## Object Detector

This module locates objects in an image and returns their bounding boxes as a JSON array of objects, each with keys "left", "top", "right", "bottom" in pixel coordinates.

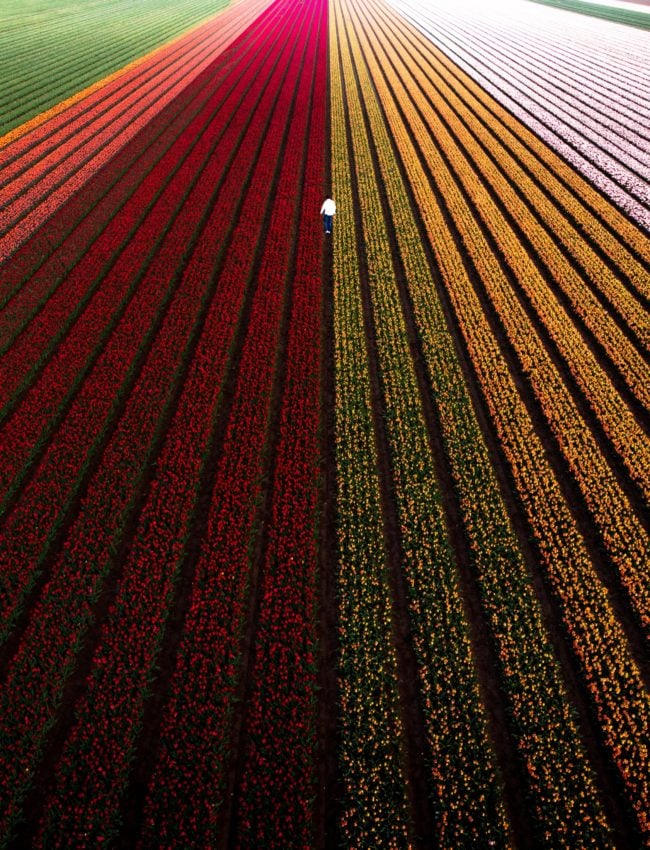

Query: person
[{"left": 320, "top": 197, "right": 336, "bottom": 234}]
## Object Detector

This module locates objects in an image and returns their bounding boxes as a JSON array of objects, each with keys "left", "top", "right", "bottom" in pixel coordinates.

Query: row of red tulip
[
  {"left": 0, "top": 53, "right": 244, "bottom": 397},
  {"left": 133, "top": 3, "right": 322, "bottom": 845},
  {"left": 0, "top": 7, "right": 278, "bottom": 318},
  {"left": 29, "top": 8, "right": 311, "bottom": 842},
  {"left": 0, "top": 7, "right": 298, "bottom": 841},
  {"left": 0, "top": 0, "right": 257, "bottom": 170},
  {"left": 0, "top": 12, "right": 280, "bottom": 631},
  {"left": 234, "top": 5, "right": 328, "bottom": 842}
]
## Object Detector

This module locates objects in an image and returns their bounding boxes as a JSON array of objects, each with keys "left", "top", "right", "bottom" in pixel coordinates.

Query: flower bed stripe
[
  {"left": 0, "top": 0, "right": 254, "bottom": 138},
  {"left": 336, "top": 0, "right": 619, "bottom": 843},
  {"left": 334, "top": 2, "right": 513, "bottom": 843},
  {"left": 388, "top": 0, "right": 650, "bottom": 231},
  {"left": 232, "top": 2, "right": 328, "bottom": 842},
  {"left": 367, "top": 0, "right": 650, "bottom": 635},
  {"left": 132, "top": 4, "right": 322, "bottom": 846},
  {"left": 0, "top": 10, "right": 274, "bottom": 358},
  {"left": 328, "top": 6, "right": 412, "bottom": 842},
  {"left": 373, "top": 12, "right": 650, "bottom": 327},
  {"left": 356, "top": 0, "right": 649, "bottom": 838},
  {"left": 529, "top": 0, "right": 650, "bottom": 30},
  {"left": 0, "top": 9, "right": 280, "bottom": 566}
]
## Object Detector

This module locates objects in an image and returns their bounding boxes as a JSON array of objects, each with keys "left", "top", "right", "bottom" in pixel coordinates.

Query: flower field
[{"left": 0, "top": 0, "right": 648, "bottom": 847}]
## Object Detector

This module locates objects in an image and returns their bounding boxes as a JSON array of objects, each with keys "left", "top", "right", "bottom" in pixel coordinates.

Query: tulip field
[{"left": 0, "top": 0, "right": 648, "bottom": 847}]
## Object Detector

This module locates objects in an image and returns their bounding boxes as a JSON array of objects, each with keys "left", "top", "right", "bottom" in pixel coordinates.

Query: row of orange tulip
[
  {"left": 394, "top": 24, "right": 649, "bottom": 367},
  {"left": 361, "top": 0, "right": 650, "bottom": 634},
  {"left": 330, "top": 14, "right": 413, "bottom": 847},
  {"left": 345, "top": 0, "right": 650, "bottom": 839},
  {"left": 338, "top": 0, "right": 616, "bottom": 844}
]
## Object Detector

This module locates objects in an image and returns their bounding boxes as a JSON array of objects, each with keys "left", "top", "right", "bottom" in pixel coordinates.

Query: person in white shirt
[{"left": 320, "top": 197, "right": 336, "bottom": 234}]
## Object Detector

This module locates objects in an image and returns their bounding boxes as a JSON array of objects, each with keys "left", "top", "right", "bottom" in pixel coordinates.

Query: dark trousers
[{"left": 323, "top": 214, "right": 333, "bottom": 233}]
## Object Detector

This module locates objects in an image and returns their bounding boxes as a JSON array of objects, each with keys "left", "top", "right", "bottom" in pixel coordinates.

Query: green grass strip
[{"left": 526, "top": 0, "right": 650, "bottom": 30}]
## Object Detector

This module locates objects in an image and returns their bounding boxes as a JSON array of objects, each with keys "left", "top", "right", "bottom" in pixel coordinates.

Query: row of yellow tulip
[
  {"left": 336, "top": 0, "right": 614, "bottom": 844},
  {"left": 334, "top": 3, "right": 511, "bottom": 844},
  {"left": 344, "top": 0, "right": 650, "bottom": 838},
  {"left": 329, "top": 12, "right": 412, "bottom": 847},
  {"left": 357, "top": 0, "right": 650, "bottom": 634}
]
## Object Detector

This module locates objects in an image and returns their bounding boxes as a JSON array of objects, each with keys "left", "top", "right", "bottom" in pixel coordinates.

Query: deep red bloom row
[
  {"left": 0, "top": 0, "right": 326, "bottom": 845},
  {"left": 136, "top": 4, "right": 324, "bottom": 845},
  {"left": 0, "top": 3, "right": 293, "bottom": 839},
  {"left": 0, "top": 8, "right": 278, "bottom": 623},
  {"left": 234, "top": 4, "right": 328, "bottom": 842}
]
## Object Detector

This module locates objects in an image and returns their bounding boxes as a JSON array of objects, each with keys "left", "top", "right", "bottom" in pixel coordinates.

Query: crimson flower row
[
  {"left": 0, "top": 13, "right": 277, "bottom": 532},
  {"left": 234, "top": 8, "right": 328, "bottom": 843},
  {"left": 0, "top": 7, "right": 274, "bottom": 315},
  {"left": 26, "top": 13, "right": 304, "bottom": 845},
  {"left": 0, "top": 0, "right": 273, "bottom": 259},
  {"left": 135, "top": 8, "right": 317, "bottom": 844},
  {"left": 0, "top": 7, "right": 299, "bottom": 842},
  {"left": 0, "top": 26, "right": 264, "bottom": 372}
]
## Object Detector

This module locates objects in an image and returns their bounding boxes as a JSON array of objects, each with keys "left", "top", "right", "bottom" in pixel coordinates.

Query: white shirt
[{"left": 320, "top": 198, "right": 336, "bottom": 216}]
